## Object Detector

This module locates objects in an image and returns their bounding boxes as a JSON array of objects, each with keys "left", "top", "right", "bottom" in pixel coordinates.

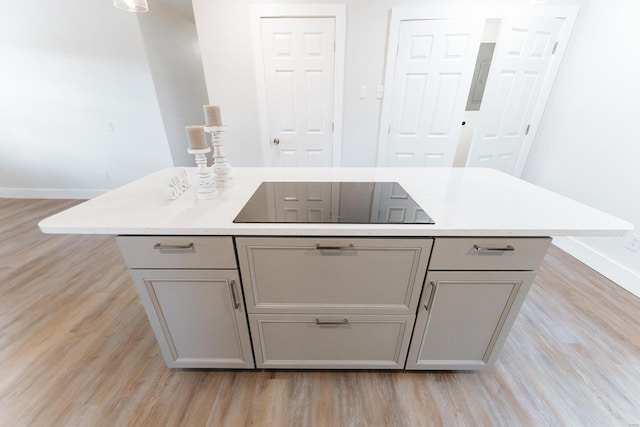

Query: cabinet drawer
[
  {"left": 249, "top": 314, "right": 415, "bottom": 369},
  {"left": 236, "top": 237, "right": 432, "bottom": 314},
  {"left": 428, "top": 237, "right": 551, "bottom": 271},
  {"left": 117, "top": 236, "right": 236, "bottom": 269}
]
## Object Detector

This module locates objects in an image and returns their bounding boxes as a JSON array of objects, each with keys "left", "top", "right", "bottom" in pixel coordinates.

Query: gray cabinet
[
  {"left": 406, "top": 271, "right": 535, "bottom": 370},
  {"left": 118, "top": 236, "right": 254, "bottom": 369},
  {"left": 406, "top": 237, "right": 551, "bottom": 370},
  {"left": 117, "top": 235, "right": 551, "bottom": 371},
  {"left": 236, "top": 237, "right": 433, "bottom": 368}
]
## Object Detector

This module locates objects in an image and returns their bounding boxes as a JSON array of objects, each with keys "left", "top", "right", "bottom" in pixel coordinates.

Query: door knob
[{"left": 272, "top": 138, "right": 280, "bottom": 145}]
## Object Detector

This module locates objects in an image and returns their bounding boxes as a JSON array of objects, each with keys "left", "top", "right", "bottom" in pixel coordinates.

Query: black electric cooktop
[{"left": 233, "top": 182, "right": 434, "bottom": 224}]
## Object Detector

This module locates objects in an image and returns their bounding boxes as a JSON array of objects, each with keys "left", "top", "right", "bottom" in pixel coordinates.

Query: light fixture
[{"left": 113, "top": 0, "right": 149, "bottom": 12}]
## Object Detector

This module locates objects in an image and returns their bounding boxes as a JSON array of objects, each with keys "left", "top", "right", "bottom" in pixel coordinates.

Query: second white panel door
[
  {"left": 466, "top": 15, "right": 563, "bottom": 174},
  {"left": 382, "top": 18, "right": 483, "bottom": 167},
  {"left": 261, "top": 17, "right": 335, "bottom": 167}
]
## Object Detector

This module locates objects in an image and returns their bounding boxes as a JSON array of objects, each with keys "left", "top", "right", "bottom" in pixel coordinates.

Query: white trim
[
  {"left": 553, "top": 237, "right": 640, "bottom": 299},
  {"left": 513, "top": 5, "right": 580, "bottom": 177},
  {"left": 0, "top": 187, "right": 105, "bottom": 199},
  {"left": 376, "top": 6, "right": 503, "bottom": 166},
  {"left": 250, "top": 4, "right": 346, "bottom": 167}
]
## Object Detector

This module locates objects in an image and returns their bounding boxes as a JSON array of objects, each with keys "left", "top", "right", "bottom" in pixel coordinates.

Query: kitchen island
[{"left": 39, "top": 167, "right": 632, "bottom": 370}]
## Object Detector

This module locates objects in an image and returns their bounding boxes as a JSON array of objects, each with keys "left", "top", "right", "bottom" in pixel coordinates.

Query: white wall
[
  {"left": 191, "top": 0, "right": 264, "bottom": 166},
  {"left": 137, "top": 2, "right": 211, "bottom": 167},
  {"left": 522, "top": 0, "right": 640, "bottom": 296},
  {"left": 192, "top": 0, "right": 516, "bottom": 167},
  {"left": 0, "top": 0, "right": 173, "bottom": 198}
]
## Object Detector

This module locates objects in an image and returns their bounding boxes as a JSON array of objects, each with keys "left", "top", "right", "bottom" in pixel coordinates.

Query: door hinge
[
  {"left": 552, "top": 41, "right": 558, "bottom": 55},
  {"left": 525, "top": 124, "right": 531, "bottom": 135},
  {"left": 388, "top": 124, "right": 391, "bottom": 135},
  {"left": 332, "top": 123, "right": 334, "bottom": 133}
]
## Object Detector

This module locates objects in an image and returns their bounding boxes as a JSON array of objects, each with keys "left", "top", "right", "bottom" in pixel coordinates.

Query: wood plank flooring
[{"left": 0, "top": 198, "right": 639, "bottom": 426}]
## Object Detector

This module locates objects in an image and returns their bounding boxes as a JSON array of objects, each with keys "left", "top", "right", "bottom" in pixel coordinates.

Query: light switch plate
[{"left": 359, "top": 85, "right": 367, "bottom": 99}]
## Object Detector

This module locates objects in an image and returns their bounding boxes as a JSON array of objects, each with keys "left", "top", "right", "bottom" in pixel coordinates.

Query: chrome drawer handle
[
  {"left": 229, "top": 280, "right": 240, "bottom": 310},
  {"left": 153, "top": 242, "right": 195, "bottom": 250},
  {"left": 315, "top": 243, "right": 354, "bottom": 250},
  {"left": 473, "top": 244, "right": 514, "bottom": 253},
  {"left": 423, "top": 281, "right": 435, "bottom": 311},
  {"left": 315, "top": 318, "right": 349, "bottom": 325}
]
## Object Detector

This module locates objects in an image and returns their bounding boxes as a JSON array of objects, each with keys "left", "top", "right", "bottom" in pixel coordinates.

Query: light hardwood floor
[{"left": 0, "top": 198, "right": 639, "bottom": 427}]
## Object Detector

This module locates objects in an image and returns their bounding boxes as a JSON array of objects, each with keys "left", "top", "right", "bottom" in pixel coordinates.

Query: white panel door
[
  {"left": 261, "top": 17, "right": 335, "bottom": 167},
  {"left": 382, "top": 19, "right": 483, "bottom": 167},
  {"left": 466, "top": 15, "right": 562, "bottom": 174}
]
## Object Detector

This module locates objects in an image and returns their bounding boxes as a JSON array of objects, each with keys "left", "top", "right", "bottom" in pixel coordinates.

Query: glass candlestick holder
[
  {"left": 204, "top": 126, "right": 233, "bottom": 189},
  {"left": 188, "top": 147, "right": 217, "bottom": 199}
]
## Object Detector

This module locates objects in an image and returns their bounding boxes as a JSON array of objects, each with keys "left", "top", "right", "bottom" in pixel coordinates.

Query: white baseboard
[
  {"left": 553, "top": 236, "right": 640, "bottom": 299},
  {"left": 0, "top": 187, "right": 106, "bottom": 199}
]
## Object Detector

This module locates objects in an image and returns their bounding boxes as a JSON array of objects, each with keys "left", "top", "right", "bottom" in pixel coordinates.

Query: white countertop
[{"left": 39, "top": 167, "right": 633, "bottom": 237}]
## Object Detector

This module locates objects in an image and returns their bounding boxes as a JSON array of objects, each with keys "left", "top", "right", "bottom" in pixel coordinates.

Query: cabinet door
[
  {"left": 406, "top": 271, "right": 535, "bottom": 370},
  {"left": 129, "top": 269, "right": 254, "bottom": 369},
  {"left": 249, "top": 314, "right": 415, "bottom": 369}
]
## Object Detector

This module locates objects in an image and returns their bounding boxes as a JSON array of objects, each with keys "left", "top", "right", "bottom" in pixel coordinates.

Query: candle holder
[
  {"left": 188, "top": 147, "right": 218, "bottom": 199},
  {"left": 204, "top": 126, "right": 233, "bottom": 189}
]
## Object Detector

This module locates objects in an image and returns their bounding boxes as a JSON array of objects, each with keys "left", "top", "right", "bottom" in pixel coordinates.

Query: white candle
[
  {"left": 185, "top": 126, "right": 207, "bottom": 150},
  {"left": 203, "top": 105, "right": 223, "bottom": 126}
]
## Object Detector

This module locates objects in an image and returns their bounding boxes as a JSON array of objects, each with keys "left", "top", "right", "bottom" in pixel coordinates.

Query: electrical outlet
[
  {"left": 100, "top": 171, "right": 110, "bottom": 182},
  {"left": 626, "top": 233, "right": 640, "bottom": 253}
]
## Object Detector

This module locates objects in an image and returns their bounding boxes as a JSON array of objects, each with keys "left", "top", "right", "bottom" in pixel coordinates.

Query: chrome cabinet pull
[
  {"left": 229, "top": 280, "right": 240, "bottom": 309},
  {"left": 315, "top": 318, "right": 349, "bottom": 325},
  {"left": 315, "top": 243, "right": 354, "bottom": 251},
  {"left": 424, "top": 281, "right": 435, "bottom": 311},
  {"left": 473, "top": 244, "right": 514, "bottom": 253},
  {"left": 272, "top": 138, "right": 280, "bottom": 145},
  {"left": 153, "top": 242, "right": 194, "bottom": 250}
]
